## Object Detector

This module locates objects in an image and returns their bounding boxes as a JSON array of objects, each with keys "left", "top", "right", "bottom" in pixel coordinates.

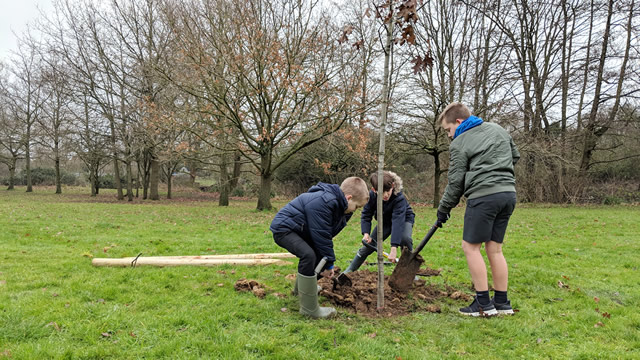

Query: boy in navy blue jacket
[
  {"left": 270, "top": 177, "right": 369, "bottom": 318},
  {"left": 344, "top": 171, "right": 415, "bottom": 272}
]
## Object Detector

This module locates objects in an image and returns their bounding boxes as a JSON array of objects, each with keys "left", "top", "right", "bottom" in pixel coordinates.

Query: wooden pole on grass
[{"left": 92, "top": 257, "right": 293, "bottom": 267}]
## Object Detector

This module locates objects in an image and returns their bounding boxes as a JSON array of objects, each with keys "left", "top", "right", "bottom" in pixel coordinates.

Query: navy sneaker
[
  {"left": 459, "top": 297, "right": 498, "bottom": 317},
  {"left": 492, "top": 297, "right": 515, "bottom": 315}
]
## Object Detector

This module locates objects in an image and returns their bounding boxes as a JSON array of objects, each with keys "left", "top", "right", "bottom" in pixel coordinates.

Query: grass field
[{"left": 1, "top": 187, "right": 639, "bottom": 359}]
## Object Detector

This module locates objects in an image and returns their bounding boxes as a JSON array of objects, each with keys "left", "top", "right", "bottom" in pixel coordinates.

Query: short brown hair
[
  {"left": 439, "top": 102, "right": 471, "bottom": 124},
  {"left": 369, "top": 171, "right": 394, "bottom": 192},
  {"left": 340, "top": 177, "right": 369, "bottom": 203}
]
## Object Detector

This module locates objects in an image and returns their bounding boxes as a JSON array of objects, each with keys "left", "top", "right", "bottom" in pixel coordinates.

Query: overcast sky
[{"left": 0, "top": 0, "right": 55, "bottom": 61}]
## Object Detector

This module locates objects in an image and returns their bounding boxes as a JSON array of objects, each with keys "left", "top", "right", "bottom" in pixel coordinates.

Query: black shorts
[{"left": 463, "top": 192, "right": 516, "bottom": 244}]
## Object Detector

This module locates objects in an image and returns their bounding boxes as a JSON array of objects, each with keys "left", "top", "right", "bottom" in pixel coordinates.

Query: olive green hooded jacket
[{"left": 438, "top": 122, "right": 520, "bottom": 214}]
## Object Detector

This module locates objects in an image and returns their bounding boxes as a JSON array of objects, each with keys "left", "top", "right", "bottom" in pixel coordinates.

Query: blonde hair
[
  {"left": 438, "top": 102, "right": 471, "bottom": 124},
  {"left": 340, "top": 177, "right": 369, "bottom": 203}
]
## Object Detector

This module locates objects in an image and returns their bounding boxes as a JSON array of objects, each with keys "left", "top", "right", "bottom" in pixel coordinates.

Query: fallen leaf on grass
[
  {"left": 537, "top": 338, "right": 542, "bottom": 344},
  {"left": 368, "top": 332, "right": 377, "bottom": 338},
  {"left": 594, "top": 296, "right": 600, "bottom": 303},
  {"left": 285, "top": 274, "right": 296, "bottom": 281},
  {"left": 272, "top": 292, "right": 286, "bottom": 298},
  {"left": 558, "top": 281, "right": 568, "bottom": 289},
  {"left": 64, "top": 303, "right": 70, "bottom": 308},
  {"left": 52, "top": 293, "right": 58, "bottom": 297},
  {"left": 101, "top": 332, "right": 111, "bottom": 338},
  {"left": 2, "top": 349, "right": 11, "bottom": 357},
  {"left": 595, "top": 308, "right": 600, "bottom": 313},
  {"left": 129, "top": 332, "right": 136, "bottom": 338},
  {"left": 602, "top": 312, "right": 611, "bottom": 319},
  {"left": 594, "top": 322, "right": 605, "bottom": 328},
  {"left": 217, "top": 283, "right": 224, "bottom": 287},
  {"left": 46, "top": 322, "right": 61, "bottom": 331},
  {"left": 280, "top": 308, "right": 288, "bottom": 312},
  {"left": 562, "top": 275, "right": 570, "bottom": 280}
]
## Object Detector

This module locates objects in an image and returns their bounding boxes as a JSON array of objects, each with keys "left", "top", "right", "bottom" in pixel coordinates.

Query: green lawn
[{"left": 1, "top": 187, "right": 639, "bottom": 359}]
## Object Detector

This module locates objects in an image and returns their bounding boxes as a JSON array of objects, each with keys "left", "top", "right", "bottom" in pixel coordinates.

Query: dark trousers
[
  {"left": 366, "top": 222, "right": 414, "bottom": 253},
  {"left": 273, "top": 231, "right": 321, "bottom": 276},
  {"left": 346, "top": 222, "right": 414, "bottom": 272}
]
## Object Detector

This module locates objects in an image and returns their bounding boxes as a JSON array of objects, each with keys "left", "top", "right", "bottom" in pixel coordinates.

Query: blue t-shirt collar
[{"left": 453, "top": 115, "right": 483, "bottom": 139}]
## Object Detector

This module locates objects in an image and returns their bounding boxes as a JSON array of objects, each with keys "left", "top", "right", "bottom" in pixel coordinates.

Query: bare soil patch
[{"left": 317, "top": 268, "right": 472, "bottom": 317}]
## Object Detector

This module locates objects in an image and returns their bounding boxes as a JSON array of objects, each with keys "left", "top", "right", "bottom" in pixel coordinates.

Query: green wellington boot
[
  {"left": 292, "top": 276, "right": 322, "bottom": 296},
  {"left": 297, "top": 273, "right": 336, "bottom": 318}
]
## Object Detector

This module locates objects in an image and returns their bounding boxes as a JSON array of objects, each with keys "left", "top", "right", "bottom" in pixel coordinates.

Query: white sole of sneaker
[
  {"left": 459, "top": 309, "right": 499, "bottom": 317},
  {"left": 497, "top": 309, "right": 514, "bottom": 315}
]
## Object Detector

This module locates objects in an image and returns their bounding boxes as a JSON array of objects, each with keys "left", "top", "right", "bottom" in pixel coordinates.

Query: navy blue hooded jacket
[
  {"left": 270, "top": 183, "right": 352, "bottom": 269},
  {"left": 361, "top": 173, "right": 415, "bottom": 247}
]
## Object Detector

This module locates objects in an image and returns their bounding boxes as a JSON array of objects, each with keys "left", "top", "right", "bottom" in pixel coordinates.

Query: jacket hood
[
  {"left": 308, "top": 182, "right": 347, "bottom": 207},
  {"left": 388, "top": 171, "right": 403, "bottom": 195}
]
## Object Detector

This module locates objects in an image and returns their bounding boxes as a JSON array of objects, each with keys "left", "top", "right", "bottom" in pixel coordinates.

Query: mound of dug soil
[{"left": 317, "top": 269, "right": 472, "bottom": 317}]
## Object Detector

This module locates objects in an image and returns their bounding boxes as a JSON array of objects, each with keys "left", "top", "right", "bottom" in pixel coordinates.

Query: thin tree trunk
[
  {"left": 432, "top": 152, "right": 442, "bottom": 208},
  {"left": 167, "top": 172, "right": 173, "bottom": 200},
  {"left": 126, "top": 159, "right": 133, "bottom": 202},
  {"left": 109, "top": 115, "right": 123, "bottom": 200},
  {"left": 256, "top": 154, "right": 272, "bottom": 211},
  {"left": 54, "top": 139, "right": 62, "bottom": 194},
  {"left": 150, "top": 156, "right": 160, "bottom": 200},
  {"left": 219, "top": 153, "right": 230, "bottom": 206},
  {"left": 135, "top": 164, "right": 140, "bottom": 198},
  {"left": 142, "top": 152, "right": 151, "bottom": 200},
  {"left": 579, "top": 0, "right": 614, "bottom": 172},
  {"left": 576, "top": 0, "right": 595, "bottom": 132},
  {"left": 376, "top": 5, "right": 394, "bottom": 311},
  {"left": 25, "top": 124, "right": 32, "bottom": 193},
  {"left": 7, "top": 158, "right": 16, "bottom": 190}
]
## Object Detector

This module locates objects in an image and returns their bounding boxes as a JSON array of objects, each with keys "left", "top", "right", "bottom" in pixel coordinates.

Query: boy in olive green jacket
[{"left": 436, "top": 102, "right": 519, "bottom": 317}]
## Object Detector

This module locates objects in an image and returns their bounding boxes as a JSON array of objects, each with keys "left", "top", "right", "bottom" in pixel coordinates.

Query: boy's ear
[{"left": 345, "top": 194, "right": 353, "bottom": 201}]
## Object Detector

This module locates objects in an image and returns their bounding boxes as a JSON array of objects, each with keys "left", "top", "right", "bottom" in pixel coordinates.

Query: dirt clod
[
  {"left": 416, "top": 268, "right": 441, "bottom": 277},
  {"left": 234, "top": 278, "right": 267, "bottom": 298},
  {"left": 318, "top": 269, "right": 469, "bottom": 317},
  {"left": 449, "top": 291, "right": 472, "bottom": 301}
]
